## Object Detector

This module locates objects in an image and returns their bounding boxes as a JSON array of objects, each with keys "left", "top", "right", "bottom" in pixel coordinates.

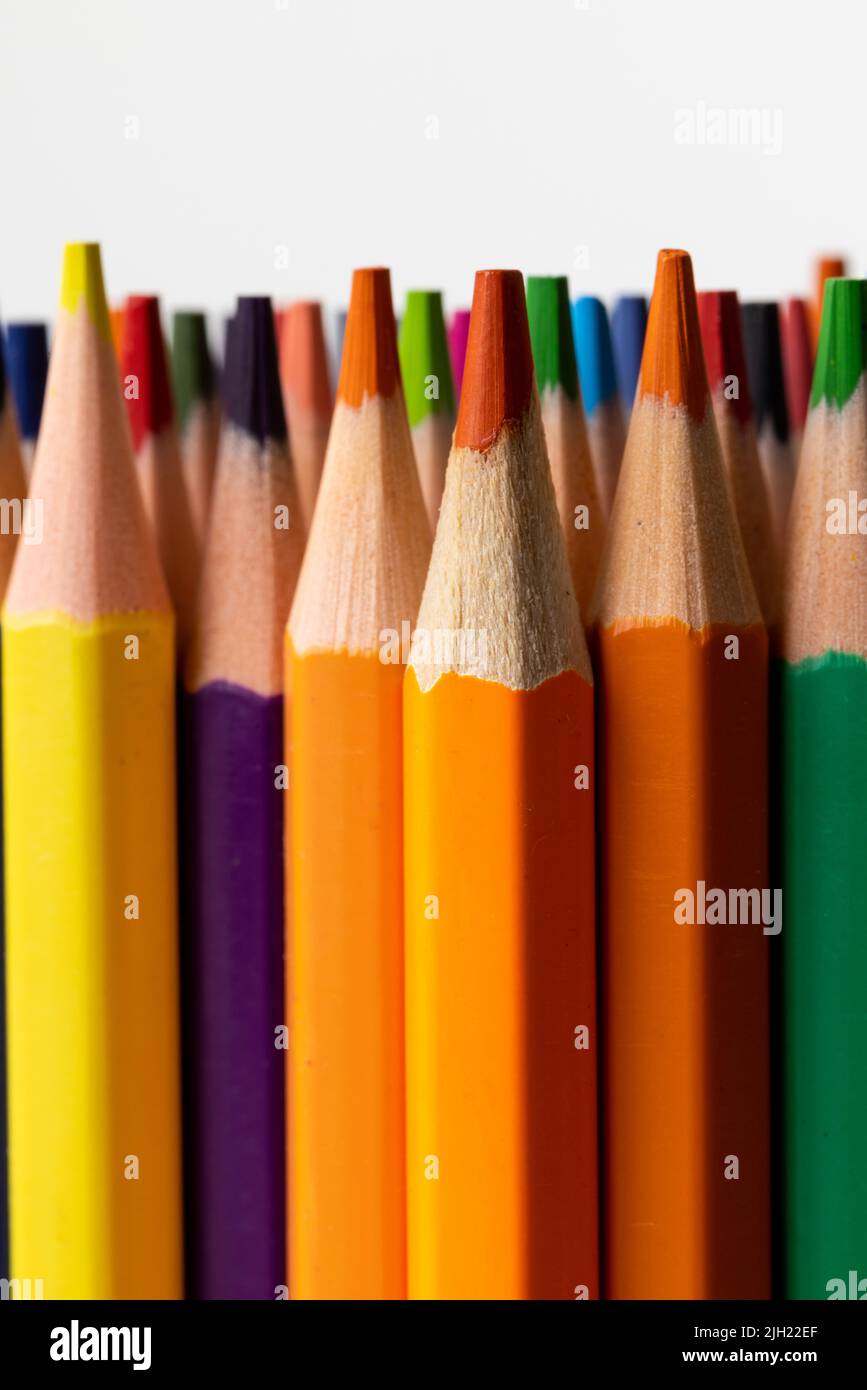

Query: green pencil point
[
  {"left": 398, "top": 291, "right": 454, "bottom": 428},
  {"left": 171, "top": 311, "right": 215, "bottom": 431},
  {"left": 810, "top": 278, "right": 867, "bottom": 411},
  {"left": 527, "top": 276, "right": 578, "bottom": 401}
]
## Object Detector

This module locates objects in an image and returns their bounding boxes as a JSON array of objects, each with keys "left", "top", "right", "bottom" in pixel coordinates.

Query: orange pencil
[
  {"left": 286, "top": 268, "right": 430, "bottom": 1299},
  {"left": 278, "top": 301, "right": 332, "bottom": 529},
  {"left": 810, "top": 255, "right": 846, "bottom": 350},
  {"left": 123, "top": 295, "right": 200, "bottom": 649},
  {"left": 590, "top": 250, "right": 770, "bottom": 1299},
  {"left": 780, "top": 297, "right": 814, "bottom": 461},
  {"left": 110, "top": 303, "right": 126, "bottom": 371},
  {"left": 404, "top": 270, "right": 598, "bottom": 1299}
]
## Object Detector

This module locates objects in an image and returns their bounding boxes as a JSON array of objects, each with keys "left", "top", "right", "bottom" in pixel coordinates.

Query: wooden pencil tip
[
  {"left": 171, "top": 311, "right": 215, "bottom": 430},
  {"left": 697, "top": 290, "right": 752, "bottom": 424},
  {"left": 526, "top": 275, "right": 578, "bottom": 401},
  {"left": 811, "top": 278, "right": 867, "bottom": 411},
  {"left": 122, "top": 295, "right": 174, "bottom": 450},
  {"left": 816, "top": 256, "right": 847, "bottom": 289},
  {"left": 59, "top": 242, "right": 111, "bottom": 342},
  {"left": 780, "top": 297, "right": 814, "bottom": 431},
  {"left": 4, "top": 322, "right": 49, "bottom": 439},
  {"left": 639, "top": 249, "right": 708, "bottom": 420},
  {"left": 571, "top": 297, "right": 618, "bottom": 414},
  {"left": 336, "top": 267, "right": 400, "bottom": 407},
  {"left": 454, "top": 269, "right": 534, "bottom": 451},
  {"left": 225, "top": 296, "right": 287, "bottom": 444},
  {"left": 741, "top": 302, "right": 790, "bottom": 442},
  {"left": 281, "top": 300, "right": 333, "bottom": 419},
  {"left": 398, "top": 289, "right": 454, "bottom": 426}
]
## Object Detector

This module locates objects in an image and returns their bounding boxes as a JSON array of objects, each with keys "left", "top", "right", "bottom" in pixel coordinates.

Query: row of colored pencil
[{"left": 0, "top": 242, "right": 863, "bottom": 1301}]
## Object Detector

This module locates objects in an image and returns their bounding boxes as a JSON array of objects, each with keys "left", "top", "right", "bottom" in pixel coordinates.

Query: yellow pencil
[{"left": 2, "top": 243, "right": 183, "bottom": 1299}]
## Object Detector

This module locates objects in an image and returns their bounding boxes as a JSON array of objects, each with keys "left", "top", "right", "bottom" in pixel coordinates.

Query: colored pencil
[
  {"left": 286, "top": 267, "right": 430, "bottom": 1299},
  {"left": 447, "top": 307, "right": 471, "bottom": 399},
  {"left": 782, "top": 276, "right": 867, "bottom": 1299},
  {"left": 780, "top": 297, "right": 814, "bottom": 458},
  {"left": 123, "top": 294, "right": 200, "bottom": 649},
  {"left": 2, "top": 242, "right": 182, "bottom": 1298},
  {"left": 278, "top": 300, "right": 333, "bottom": 529},
  {"left": 404, "top": 269, "right": 598, "bottom": 1299},
  {"left": 171, "top": 310, "right": 220, "bottom": 546},
  {"left": 184, "top": 297, "right": 304, "bottom": 1300},
  {"left": 110, "top": 302, "right": 126, "bottom": 368},
  {"left": 220, "top": 311, "right": 237, "bottom": 411},
  {"left": 398, "top": 290, "right": 455, "bottom": 529},
  {"left": 571, "top": 295, "right": 626, "bottom": 516},
  {"left": 590, "top": 248, "right": 770, "bottom": 1299},
  {"left": 810, "top": 255, "right": 846, "bottom": 350},
  {"left": 527, "top": 274, "right": 604, "bottom": 613},
  {"left": 742, "top": 302, "right": 796, "bottom": 554},
  {"left": 0, "top": 325, "right": 27, "bottom": 1284},
  {"left": 273, "top": 304, "right": 285, "bottom": 351},
  {"left": 4, "top": 322, "right": 48, "bottom": 474},
  {"left": 610, "top": 294, "right": 647, "bottom": 415},
  {"left": 329, "top": 307, "right": 347, "bottom": 387},
  {"left": 698, "top": 290, "right": 779, "bottom": 626}
]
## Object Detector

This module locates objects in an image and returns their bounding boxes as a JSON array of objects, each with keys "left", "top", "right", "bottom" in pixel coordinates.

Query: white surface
[{"left": 0, "top": 0, "right": 862, "bottom": 329}]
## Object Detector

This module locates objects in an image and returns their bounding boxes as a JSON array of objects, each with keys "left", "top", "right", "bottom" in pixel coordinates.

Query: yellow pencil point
[{"left": 59, "top": 242, "right": 112, "bottom": 341}]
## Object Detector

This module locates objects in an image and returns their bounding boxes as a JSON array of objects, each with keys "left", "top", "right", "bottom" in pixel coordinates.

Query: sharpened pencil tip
[
  {"left": 337, "top": 268, "right": 400, "bottom": 407},
  {"left": 527, "top": 276, "right": 578, "bottom": 401},
  {"left": 171, "top": 312, "right": 215, "bottom": 431},
  {"left": 122, "top": 295, "right": 175, "bottom": 449},
  {"left": 60, "top": 243, "right": 111, "bottom": 342},
  {"left": 811, "top": 278, "right": 867, "bottom": 412},
  {"left": 454, "top": 269, "right": 534, "bottom": 452},
  {"left": 697, "top": 290, "right": 752, "bottom": 426},
  {"left": 225, "top": 296, "right": 286, "bottom": 444},
  {"left": 639, "top": 249, "right": 708, "bottom": 421}
]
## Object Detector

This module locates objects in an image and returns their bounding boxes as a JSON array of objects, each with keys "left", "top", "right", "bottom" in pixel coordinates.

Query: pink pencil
[{"left": 447, "top": 309, "right": 471, "bottom": 399}]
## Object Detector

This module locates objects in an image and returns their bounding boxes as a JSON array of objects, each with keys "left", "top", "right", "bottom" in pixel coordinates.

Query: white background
[{"left": 0, "top": 0, "right": 863, "bottom": 334}]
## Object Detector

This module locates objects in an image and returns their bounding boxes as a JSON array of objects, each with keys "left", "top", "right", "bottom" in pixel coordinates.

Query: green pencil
[
  {"left": 398, "top": 289, "right": 454, "bottom": 531},
  {"left": 527, "top": 274, "right": 604, "bottom": 615},
  {"left": 782, "top": 276, "right": 867, "bottom": 1299}
]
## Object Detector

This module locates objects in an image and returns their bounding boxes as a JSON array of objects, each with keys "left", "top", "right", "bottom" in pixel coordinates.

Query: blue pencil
[
  {"left": 571, "top": 296, "right": 626, "bottom": 516},
  {"left": 611, "top": 295, "right": 647, "bottom": 417},
  {"left": 4, "top": 323, "right": 48, "bottom": 474}
]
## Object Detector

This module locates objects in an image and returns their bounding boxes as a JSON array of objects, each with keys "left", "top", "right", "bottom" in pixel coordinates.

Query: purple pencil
[{"left": 183, "top": 296, "right": 305, "bottom": 1299}]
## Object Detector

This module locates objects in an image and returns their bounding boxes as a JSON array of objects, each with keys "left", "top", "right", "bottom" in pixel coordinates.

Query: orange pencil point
[
  {"left": 639, "top": 249, "right": 708, "bottom": 420},
  {"left": 279, "top": 300, "right": 332, "bottom": 528}
]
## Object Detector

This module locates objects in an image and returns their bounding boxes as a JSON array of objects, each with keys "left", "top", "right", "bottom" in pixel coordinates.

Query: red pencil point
[
  {"left": 697, "top": 290, "right": 753, "bottom": 427},
  {"left": 122, "top": 295, "right": 174, "bottom": 451},
  {"left": 454, "top": 269, "right": 534, "bottom": 452}
]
